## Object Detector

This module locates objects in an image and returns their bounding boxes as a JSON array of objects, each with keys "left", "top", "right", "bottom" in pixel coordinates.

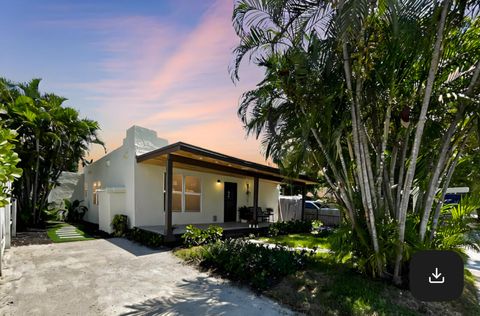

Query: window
[
  {"left": 164, "top": 173, "right": 202, "bottom": 212},
  {"left": 172, "top": 174, "right": 183, "bottom": 211},
  {"left": 185, "top": 176, "right": 201, "bottom": 212},
  {"left": 93, "top": 181, "right": 101, "bottom": 205}
]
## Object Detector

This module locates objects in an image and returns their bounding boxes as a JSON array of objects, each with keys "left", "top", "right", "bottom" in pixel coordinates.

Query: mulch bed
[{"left": 11, "top": 228, "right": 52, "bottom": 247}]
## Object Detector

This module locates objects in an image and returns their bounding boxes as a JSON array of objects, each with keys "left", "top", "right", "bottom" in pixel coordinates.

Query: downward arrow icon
[
  {"left": 429, "top": 267, "right": 445, "bottom": 284},
  {"left": 432, "top": 268, "right": 442, "bottom": 279}
]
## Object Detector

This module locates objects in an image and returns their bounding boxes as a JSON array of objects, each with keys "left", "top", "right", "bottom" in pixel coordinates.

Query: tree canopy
[
  {"left": 232, "top": 0, "right": 480, "bottom": 283},
  {"left": 0, "top": 78, "right": 104, "bottom": 227}
]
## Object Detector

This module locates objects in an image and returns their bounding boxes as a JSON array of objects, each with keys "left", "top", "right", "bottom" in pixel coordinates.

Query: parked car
[{"left": 304, "top": 201, "right": 341, "bottom": 226}]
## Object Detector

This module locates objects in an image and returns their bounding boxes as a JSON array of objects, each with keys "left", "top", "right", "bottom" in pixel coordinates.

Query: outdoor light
[{"left": 217, "top": 179, "right": 221, "bottom": 183}]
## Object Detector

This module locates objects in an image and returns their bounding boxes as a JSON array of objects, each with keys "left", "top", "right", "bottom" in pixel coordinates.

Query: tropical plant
[
  {"left": 0, "top": 114, "right": 22, "bottom": 207},
  {"left": 0, "top": 78, "right": 104, "bottom": 227},
  {"left": 63, "top": 199, "right": 88, "bottom": 223},
  {"left": 182, "top": 225, "right": 224, "bottom": 247},
  {"left": 202, "top": 238, "right": 310, "bottom": 289},
  {"left": 232, "top": 0, "right": 480, "bottom": 283},
  {"left": 111, "top": 214, "right": 129, "bottom": 237},
  {"left": 431, "top": 194, "right": 480, "bottom": 256}
]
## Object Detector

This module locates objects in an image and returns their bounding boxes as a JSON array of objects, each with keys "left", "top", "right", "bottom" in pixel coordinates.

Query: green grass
[
  {"left": 174, "top": 245, "right": 207, "bottom": 263},
  {"left": 258, "top": 233, "right": 330, "bottom": 249},
  {"left": 46, "top": 222, "right": 95, "bottom": 243}
]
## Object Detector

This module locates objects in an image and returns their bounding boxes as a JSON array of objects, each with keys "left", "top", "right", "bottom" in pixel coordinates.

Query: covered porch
[{"left": 136, "top": 142, "right": 316, "bottom": 241}]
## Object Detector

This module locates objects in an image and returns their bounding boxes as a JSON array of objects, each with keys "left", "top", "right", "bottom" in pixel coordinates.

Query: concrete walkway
[{"left": 0, "top": 238, "right": 293, "bottom": 316}]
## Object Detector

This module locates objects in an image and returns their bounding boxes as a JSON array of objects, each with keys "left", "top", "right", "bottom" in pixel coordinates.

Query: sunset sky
[{"left": 1, "top": 0, "right": 270, "bottom": 164}]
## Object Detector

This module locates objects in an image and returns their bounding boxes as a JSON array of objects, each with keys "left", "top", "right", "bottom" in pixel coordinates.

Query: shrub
[
  {"left": 64, "top": 199, "right": 88, "bottom": 223},
  {"left": 268, "top": 220, "right": 313, "bottom": 236},
  {"left": 201, "top": 238, "right": 310, "bottom": 289},
  {"left": 182, "top": 225, "right": 223, "bottom": 247},
  {"left": 127, "top": 227, "right": 163, "bottom": 248},
  {"left": 111, "top": 214, "right": 129, "bottom": 237}
]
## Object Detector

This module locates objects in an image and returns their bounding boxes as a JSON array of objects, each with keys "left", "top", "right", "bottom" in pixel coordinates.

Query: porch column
[
  {"left": 301, "top": 184, "right": 306, "bottom": 221},
  {"left": 164, "top": 154, "right": 173, "bottom": 240},
  {"left": 253, "top": 176, "right": 259, "bottom": 226}
]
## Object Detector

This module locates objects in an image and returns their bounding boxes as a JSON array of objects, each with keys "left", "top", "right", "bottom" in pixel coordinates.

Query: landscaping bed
[{"left": 175, "top": 243, "right": 480, "bottom": 315}]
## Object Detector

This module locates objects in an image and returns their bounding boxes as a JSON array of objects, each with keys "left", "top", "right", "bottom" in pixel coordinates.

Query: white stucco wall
[
  {"left": 82, "top": 126, "right": 168, "bottom": 227},
  {"left": 98, "top": 188, "right": 126, "bottom": 234}
]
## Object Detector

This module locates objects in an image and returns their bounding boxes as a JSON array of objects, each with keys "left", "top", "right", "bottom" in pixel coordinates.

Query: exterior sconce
[
  {"left": 217, "top": 179, "right": 221, "bottom": 184},
  {"left": 246, "top": 183, "right": 250, "bottom": 195}
]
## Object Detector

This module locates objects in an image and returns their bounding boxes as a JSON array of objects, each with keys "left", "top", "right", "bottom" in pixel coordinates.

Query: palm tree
[{"left": 231, "top": 0, "right": 480, "bottom": 282}]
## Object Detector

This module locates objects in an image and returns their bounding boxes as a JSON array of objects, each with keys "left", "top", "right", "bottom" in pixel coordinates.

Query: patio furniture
[{"left": 256, "top": 207, "right": 273, "bottom": 223}]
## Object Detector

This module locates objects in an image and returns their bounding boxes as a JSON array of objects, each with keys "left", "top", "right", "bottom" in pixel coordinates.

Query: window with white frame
[
  {"left": 93, "top": 181, "right": 101, "bottom": 205},
  {"left": 172, "top": 174, "right": 183, "bottom": 212},
  {"left": 164, "top": 173, "right": 202, "bottom": 212},
  {"left": 185, "top": 176, "right": 201, "bottom": 212}
]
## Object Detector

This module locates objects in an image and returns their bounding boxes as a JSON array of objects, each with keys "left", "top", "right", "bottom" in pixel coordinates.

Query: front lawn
[{"left": 258, "top": 233, "right": 330, "bottom": 249}]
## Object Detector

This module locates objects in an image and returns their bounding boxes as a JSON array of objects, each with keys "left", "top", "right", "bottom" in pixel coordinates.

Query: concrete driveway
[{"left": 0, "top": 238, "right": 293, "bottom": 316}]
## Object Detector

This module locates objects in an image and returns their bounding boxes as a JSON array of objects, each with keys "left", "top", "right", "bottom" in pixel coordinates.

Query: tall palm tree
[{"left": 232, "top": 0, "right": 480, "bottom": 282}]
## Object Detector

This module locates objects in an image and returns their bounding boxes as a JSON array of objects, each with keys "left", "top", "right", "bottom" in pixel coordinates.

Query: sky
[{"left": 0, "top": 0, "right": 270, "bottom": 164}]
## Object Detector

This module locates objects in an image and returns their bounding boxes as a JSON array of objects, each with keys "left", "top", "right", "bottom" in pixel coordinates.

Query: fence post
[
  {"left": 5, "top": 201, "right": 11, "bottom": 249},
  {"left": 11, "top": 198, "right": 17, "bottom": 237},
  {"left": 0, "top": 206, "right": 4, "bottom": 276}
]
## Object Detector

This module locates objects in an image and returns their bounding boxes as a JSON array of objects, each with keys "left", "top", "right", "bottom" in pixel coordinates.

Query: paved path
[
  {"left": 0, "top": 238, "right": 293, "bottom": 316},
  {"left": 55, "top": 224, "right": 84, "bottom": 240}
]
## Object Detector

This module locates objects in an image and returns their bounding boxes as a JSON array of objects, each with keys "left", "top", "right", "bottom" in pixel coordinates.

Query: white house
[{"left": 72, "top": 126, "right": 315, "bottom": 239}]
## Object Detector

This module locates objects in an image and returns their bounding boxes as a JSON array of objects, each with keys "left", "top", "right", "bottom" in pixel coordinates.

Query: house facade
[{"left": 73, "top": 126, "right": 314, "bottom": 238}]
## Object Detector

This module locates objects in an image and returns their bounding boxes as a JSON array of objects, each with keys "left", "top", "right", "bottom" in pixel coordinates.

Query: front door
[{"left": 224, "top": 182, "right": 237, "bottom": 222}]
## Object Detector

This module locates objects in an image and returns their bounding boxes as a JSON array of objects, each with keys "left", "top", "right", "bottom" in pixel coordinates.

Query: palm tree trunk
[
  {"left": 393, "top": 0, "right": 450, "bottom": 284},
  {"left": 342, "top": 42, "right": 383, "bottom": 275},
  {"left": 32, "top": 137, "right": 40, "bottom": 225},
  {"left": 429, "top": 145, "right": 462, "bottom": 240},
  {"left": 419, "top": 60, "right": 480, "bottom": 240}
]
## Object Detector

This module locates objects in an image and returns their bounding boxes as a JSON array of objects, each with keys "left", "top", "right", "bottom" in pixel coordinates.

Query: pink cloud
[{"left": 64, "top": 0, "right": 268, "bottom": 165}]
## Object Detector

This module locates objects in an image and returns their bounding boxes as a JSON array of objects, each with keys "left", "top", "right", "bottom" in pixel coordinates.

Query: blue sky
[{"left": 0, "top": 0, "right": 266, "bottom": 163}]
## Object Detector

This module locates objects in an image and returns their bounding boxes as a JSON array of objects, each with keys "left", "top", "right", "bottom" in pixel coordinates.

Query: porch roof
[{"left": 136, "top": 141, "right": 317, "bottom": 185}]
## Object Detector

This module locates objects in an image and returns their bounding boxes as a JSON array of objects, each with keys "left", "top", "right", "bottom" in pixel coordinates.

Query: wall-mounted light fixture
[{"left": 217, "top": 179, "right": 221, "bottom": 184}]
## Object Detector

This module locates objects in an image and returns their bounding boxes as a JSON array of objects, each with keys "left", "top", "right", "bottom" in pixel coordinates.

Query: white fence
[{"left": 0, "top": 197, "right": 16, "bottom": 277}]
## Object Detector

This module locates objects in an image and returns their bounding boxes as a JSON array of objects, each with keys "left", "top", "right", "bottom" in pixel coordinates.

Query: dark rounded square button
[{"left": 409, "top": 250, "right": 464, "bottom": 301}]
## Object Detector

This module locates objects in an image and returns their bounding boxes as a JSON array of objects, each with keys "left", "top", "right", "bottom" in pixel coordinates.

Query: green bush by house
[{"left": 182, "top": 224, "right": 223, "bottom": 247}]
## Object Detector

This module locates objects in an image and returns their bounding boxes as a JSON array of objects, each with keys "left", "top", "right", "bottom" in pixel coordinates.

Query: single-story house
[{"left": 71, "top": 126, "right": 315, "bottom": 239}]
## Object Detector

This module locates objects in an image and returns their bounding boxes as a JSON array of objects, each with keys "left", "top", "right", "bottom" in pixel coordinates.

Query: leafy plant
[
  {"left": 431, "top": 194, "right": 480, "bottom": 256},
  {"left": 0, "top": 115, "right": 22, "bottom": 207},
  {"left": 268, "top": 220, "right": 313, "bottom": 237},
  {"left": 111, "top": 214, "right": 128, "bottom": 237},
  {"left": 182, "top": 225, "right": 223, "bottom": 247},
  {"left": 64, "top": 199, "right": 88, "bottom": 223},
  {"left": 201, "top": 238, "right": 311, "bottom": 289}
]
